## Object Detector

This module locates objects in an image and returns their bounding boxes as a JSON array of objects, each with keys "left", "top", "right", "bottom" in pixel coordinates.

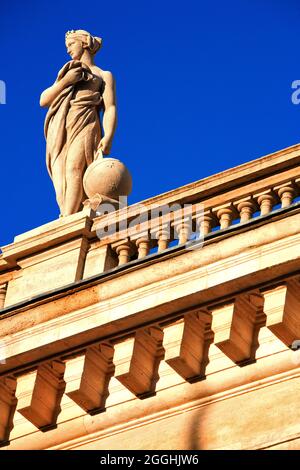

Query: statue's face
[{"left": 66, "top": 38, "right": 84, "bottom": 60}]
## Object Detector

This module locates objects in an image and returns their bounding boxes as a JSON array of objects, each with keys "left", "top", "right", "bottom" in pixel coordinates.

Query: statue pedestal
[{"left": 0, "top": 208, "right": 118, "bottom": 307}]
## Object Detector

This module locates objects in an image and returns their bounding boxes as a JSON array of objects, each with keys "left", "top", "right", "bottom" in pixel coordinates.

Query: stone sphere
[{"left": 83, "top": 157, "right": 132, "bottom": 200}]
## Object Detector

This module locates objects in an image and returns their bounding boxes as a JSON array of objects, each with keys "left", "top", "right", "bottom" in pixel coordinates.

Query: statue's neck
[{"left": 80, "top": 50, "right": 94, "bottom": 66}]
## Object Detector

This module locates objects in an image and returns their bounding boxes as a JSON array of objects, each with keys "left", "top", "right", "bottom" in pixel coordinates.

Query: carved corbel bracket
[
  {"left": 114, "top": 327, "right": 163, "bottom": 396},
  {"left": 162, "top": 310, "right": 211, "bottom": 380}
]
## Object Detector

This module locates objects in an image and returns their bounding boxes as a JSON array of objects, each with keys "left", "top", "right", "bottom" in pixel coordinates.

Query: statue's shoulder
[{"left": 92, "top": 66, "right": 114, "bottom": 83}]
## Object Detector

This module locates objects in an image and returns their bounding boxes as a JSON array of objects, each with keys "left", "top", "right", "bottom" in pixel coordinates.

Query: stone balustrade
[{"left": 105, "top": 178, "right": 300, "bottom": 266}]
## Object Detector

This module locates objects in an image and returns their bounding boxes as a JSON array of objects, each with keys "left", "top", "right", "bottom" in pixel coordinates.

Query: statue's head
[{"left": 65, "top": 30, "right": 102, "bottom": 60}]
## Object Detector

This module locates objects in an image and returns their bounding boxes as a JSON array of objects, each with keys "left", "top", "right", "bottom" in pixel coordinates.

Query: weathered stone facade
[{"left": 1, "top": 144, "right": 300, "bottom": 449}]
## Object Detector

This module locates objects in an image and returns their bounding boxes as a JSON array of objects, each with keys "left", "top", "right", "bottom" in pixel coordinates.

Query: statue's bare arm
[
  {"left": 40, "top": 68, "right": 82, "bottom": 107},
  {"left": 99, "top": 71, "right": 117, "bottom": 155}
]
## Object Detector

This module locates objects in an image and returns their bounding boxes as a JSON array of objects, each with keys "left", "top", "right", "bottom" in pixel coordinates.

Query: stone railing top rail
[{"left": 118, "top": 142, "right": 300, "bottom": 210}]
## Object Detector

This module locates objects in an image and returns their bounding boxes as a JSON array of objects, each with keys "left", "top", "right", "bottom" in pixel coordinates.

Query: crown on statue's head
[{"left": 65, "top": 30, "right": 76, "bottom": 38}]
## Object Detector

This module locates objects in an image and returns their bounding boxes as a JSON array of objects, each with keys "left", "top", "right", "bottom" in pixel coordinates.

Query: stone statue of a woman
[{"left": 40, "top": 30, "right": 117, "bottom": 216}]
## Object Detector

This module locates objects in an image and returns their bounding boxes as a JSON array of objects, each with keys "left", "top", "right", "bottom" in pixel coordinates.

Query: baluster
[
  {"left": 274, "top": 182, "right": 297, "bottom": 208},
  {"left": 155, "top": 228, "right": 170, "bottom": 252},
  {"left": 235, "top": 198, "right": 257, "bottom": 223},
  {"left": 197, "top": 210, "right": 216, "bottom": 236},
  {"left": 175, "top": 220, "right": 191, "bottom": 245},
  {"left": 254, "top": 190, "right": 277, "bottom": 216},
  {"left": 135, "top": 236, "right": 151, "bottom": 259},
  {"left": 111, "top": 239, "right": 135, "bottom": 265},
  {"left": 218, "top": 209, "right": 232, "bottom": 229},
  {"left": 214, "top": 204, "right": 236, "bottom": 230},
  {"left": 116, "top": 244, "right": 132, "bottom": 265}
]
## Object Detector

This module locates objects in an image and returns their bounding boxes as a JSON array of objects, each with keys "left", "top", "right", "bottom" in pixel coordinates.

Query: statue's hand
[
  {"left": 99, "top": 136, "right": 112, "bottom": 155},
  {"left": 63, "top": 67, "right": 83, "bottom": 86}
]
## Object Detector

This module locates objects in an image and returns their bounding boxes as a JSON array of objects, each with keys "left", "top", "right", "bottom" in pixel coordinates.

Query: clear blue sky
[{"left": 1, "top": 0, "right": 300, "bottom": 247}]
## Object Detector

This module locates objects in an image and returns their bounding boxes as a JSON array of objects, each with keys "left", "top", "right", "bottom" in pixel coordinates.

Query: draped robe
[{"left": 44, "top": 60, "right": 103, "bottom": 210}]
